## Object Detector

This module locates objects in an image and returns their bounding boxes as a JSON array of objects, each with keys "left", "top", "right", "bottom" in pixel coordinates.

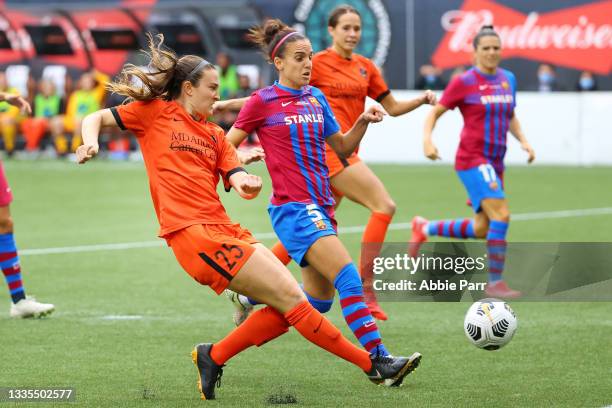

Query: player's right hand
[
  {"left": 76, "top": 144, "right": 99, "bottom": 164},
  {"left": 237, "top": 147, "right": 266, "bottom": 165},
  {"left": 424, "top": 140, "right": 440, "bottom": 161}
]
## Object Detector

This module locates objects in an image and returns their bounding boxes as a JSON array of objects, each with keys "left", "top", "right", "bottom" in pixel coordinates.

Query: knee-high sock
[
  {"left": 360, "top": 212, "right": 392, "bottom": 288},
  {"left": 487, "top": 220, "right": 509, "bottom": 283},
  {"left": 334, "top": 263, "right": 388, "bottom": 355},
  {"left": 210, "top": 302, "right": 372, "bottom": 372},
  {"left": 426, "top": 218, "right": 476, "bottom": 238},
  {"left": 0, "top": 233, "right": 25, "bottom": 303},
  {"left": 270, "top": 241, "right": 291, "bottom": 265}
]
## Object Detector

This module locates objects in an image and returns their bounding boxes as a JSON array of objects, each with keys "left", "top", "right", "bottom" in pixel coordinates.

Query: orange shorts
[
  {"left": 326, "top": 148, "right": 361, "bottom": 178},
  {"left": 167, "top": 223, "right": 258, "bottom": 294}
]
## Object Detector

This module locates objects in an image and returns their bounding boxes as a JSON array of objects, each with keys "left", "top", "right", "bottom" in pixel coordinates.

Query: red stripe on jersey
[
  {"left": 449, "top": 221, "right": 456, "bottom": 237},
  {"left": 437, "top": 222, "right": 444, "bottom": 236}
]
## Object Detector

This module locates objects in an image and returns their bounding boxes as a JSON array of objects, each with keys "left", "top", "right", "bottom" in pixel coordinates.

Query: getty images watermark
[
  {"left": 372, "top": 252, "right": 488, "bottom": 292},
  {"left": 363, "top": 242, "right": 612, "bottom": 302}
]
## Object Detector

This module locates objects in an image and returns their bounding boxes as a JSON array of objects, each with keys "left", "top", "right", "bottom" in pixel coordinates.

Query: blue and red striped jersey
[
  {"left": 439, "top": 67, "right": 517, "bottom": 174},
  {"left": 233, "top": 81, "right": 340, "bottom": 206}
]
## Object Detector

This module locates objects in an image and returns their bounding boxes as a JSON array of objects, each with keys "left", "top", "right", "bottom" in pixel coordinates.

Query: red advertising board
[{"left": 432, "top": 0, "right": 612, "bottom": 74}]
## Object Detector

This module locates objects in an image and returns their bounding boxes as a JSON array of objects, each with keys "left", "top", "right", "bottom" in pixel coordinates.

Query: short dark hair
[{"left": 473, "top": 25, "right": 500, "bottom": 49}]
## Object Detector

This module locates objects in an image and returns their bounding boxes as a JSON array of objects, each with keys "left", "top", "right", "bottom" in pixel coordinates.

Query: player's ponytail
[
  {"left": 472, "top": 25, "right": 500, "bottom": 49},
  {"left": 107, "top": 33, "right": 214, "bottom": 102},
  {"left": 247, "top": 19, "right": 305, "bottom": 63}
]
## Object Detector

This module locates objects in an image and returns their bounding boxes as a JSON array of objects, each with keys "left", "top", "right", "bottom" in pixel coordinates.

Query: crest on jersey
[
  {"left": 359, "top": 67, "right": 367, "bottom": 77},
  {"left": 501, "top": 81, "right": 509, "bottom": 90},
  {"left": 308, "top": 97, "right": 321, "bottom": 107},
  {"left": 294, "top": 0, "right": 391, "bottom": 67}
]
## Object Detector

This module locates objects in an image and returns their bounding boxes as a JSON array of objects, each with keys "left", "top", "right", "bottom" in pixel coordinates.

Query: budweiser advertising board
[{"left": 432, "top": 0, "right": 612, "bottom": 74}]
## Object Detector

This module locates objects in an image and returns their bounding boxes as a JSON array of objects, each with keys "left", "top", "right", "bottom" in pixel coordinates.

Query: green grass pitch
[{"left": 2, "top": 160, "right": 612, "bottom": 407}]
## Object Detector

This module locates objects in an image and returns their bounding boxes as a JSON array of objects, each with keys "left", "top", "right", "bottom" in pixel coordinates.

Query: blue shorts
[
  {"left": 268, "top": 202, "right": 337, "bottom": 267},
  {"left": 457, "top": 164, "right": 505, "bottom": 213}
]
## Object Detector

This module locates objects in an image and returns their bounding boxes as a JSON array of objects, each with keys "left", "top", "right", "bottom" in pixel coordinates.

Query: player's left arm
[
  {"left": 229, "top": 171, "right": 263, "bottom": 200},
  {"left": 509, "top": 113, "right": 535, "bottom": 163},
  {"left": 379, "top": 90, "right": 437, "bottom": 117},
  {"left": 0, "top": 92, "right": 31, "bottom": 115},
  {"left": 326, "top": 105, "right": 385, "bottom": 158}
]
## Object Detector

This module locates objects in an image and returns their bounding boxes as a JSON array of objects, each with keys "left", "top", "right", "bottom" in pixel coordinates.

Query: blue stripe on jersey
[
  {"left": 303, "top": 101, "right": 330, "bottom": 202},
  {"left": 492, "top": 100, "right": 500, "bottom": 159},
  {"left": 308, "top": 100, "right": 332, "bottom": 203},
  {"left": 484, "top": 103, "right": 491, "bottom": 160},
  {"left": 299, "top": 105, "right": 324, "bottom": 201},
  {"left": 289, "top": 123, "right": 319, "bottom": 201},
  {"left": 500, "top": 102, "right": 507, "bottom": 161}
]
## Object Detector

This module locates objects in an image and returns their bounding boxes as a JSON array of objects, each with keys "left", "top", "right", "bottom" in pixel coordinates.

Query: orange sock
[
  {"left": 285, "top": 301, "right": 372, "bottom": 372},
  {"left": 360, "top": 212, "right": 392, "bottom": 286},
  {"left": 270, "top": 241, "right": 292, "bottom": 265},
  {"left": 210, "top": 301, "right": 372, "bottom": 373},
  {"left": 210, "top": 306, "right": 289, "bottom": 365}
]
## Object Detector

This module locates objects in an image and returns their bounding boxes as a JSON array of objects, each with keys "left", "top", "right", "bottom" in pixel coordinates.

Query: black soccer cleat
[
  {"left": 191, "top": 343, "right": 224, "bottom": 400},
  {"left": 366, "top": 352, "right": 422, "bottom": 387}
]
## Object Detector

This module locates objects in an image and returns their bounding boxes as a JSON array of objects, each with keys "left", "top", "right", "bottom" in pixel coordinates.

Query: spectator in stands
[
  {"left": 450, "top": 65, "right": 466, "bottom": 81},
  {"left": 416, "top": 64, "right": 446, "bottom": 90},
  {"left": 21, "top": 79, "right": 65, "bottom": 155},
  {"left": 216, "top": 52, "right": 239, "bottom": 99},
  {"left": 234, "top": 74, "right": 255, "bottom": 98},
  {"left": 576, "top": 71, "right": 598, "bottom": 91},
  {"left": 57, "top": 70, "right": 108, "bottom": 156},
  {"left": 0, "top": 72, "right": 23, "bottom": 156},
  {"left": 535, "top": 63, "right": 564, "bottom": 92}
]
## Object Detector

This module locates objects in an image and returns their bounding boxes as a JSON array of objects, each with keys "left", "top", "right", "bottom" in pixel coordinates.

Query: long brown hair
[
  {"left": 107, "top": 33, "right": 214, "bottom": 101},
  {"left": 247, "top": 19, "right": 305, "bottom": 63}
]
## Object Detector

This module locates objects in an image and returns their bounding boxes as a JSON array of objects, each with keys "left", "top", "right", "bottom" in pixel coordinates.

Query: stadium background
[{"left": 2, "top": 0, "right": 612, "bottom": 406}]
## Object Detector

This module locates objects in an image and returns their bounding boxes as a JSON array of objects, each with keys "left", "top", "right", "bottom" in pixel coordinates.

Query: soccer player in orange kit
[{"left": 76, "top": 34, "right": 416, "bottom": 401}]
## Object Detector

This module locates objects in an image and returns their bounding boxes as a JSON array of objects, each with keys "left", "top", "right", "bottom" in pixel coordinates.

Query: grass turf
[{"left": 2, "top": 160, "right": 612, "bottom": 407}]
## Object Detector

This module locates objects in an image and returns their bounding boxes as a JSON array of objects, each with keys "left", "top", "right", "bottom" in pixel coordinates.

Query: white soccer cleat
[
  {"left": 223, "top": 289, "right": 253, "bottom": 326},
  {"left": 10, "top": 296, "right": 55, "bottom": 318}
]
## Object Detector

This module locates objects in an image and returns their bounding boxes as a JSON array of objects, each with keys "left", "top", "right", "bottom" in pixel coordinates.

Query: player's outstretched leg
[
  {"left": 196, "top": 245, "right": 421, "bottom": 399},
  {"left": 0, "top": 206, "right": 54, "bottom": 318},
  {"left": 409, "top": 216, "right": 477, "bottom": 257}
]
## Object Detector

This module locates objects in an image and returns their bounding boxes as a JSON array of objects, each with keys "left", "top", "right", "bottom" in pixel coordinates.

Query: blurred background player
[
  {"left": 576, "top": 71, "right": 598, "bottom": 91},
  {"left": 266, "top": 5, "right": 436, "bottom": 320},
  {"left": 0, "top": 91, "right": 54, "bottom": 317},
  {"left": 416, "top": 64, "right": 446, "bottom": 90},
  {"left": 56, "top": 70, "right": 108, "bottom": 156},
  {"left": 0, "top": 72, "right": 24, "bottom": 157},
  {"left": 20, "top": 79, "right": 65, "bottom": 156},
  {"left": 412, "top": 25, "right": 535, "bottom": 299},
  {"left": 76, "top": 34, "right": 417, "bottom": 400},
  {"left": 226, "top": 19, "right": 422, "bottom": 380}
]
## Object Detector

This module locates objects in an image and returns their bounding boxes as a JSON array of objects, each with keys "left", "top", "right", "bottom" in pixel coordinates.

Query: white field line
[{"left": 20, "top": 207, "right": 612, "bottom": 256}]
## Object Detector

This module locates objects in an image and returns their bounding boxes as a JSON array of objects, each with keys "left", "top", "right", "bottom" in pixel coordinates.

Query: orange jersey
[
  {"left": 311, "top": 49, "right": 389, "bottom": 133},
  {"left": 112, "top": 99, "right": 244, "bottom": 237}
]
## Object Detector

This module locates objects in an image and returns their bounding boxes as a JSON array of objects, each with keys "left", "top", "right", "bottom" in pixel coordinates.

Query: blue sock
[
  {"left": 427, "top": 218, "right": 476, "bottom": 238},
  {"left": 303, "top": 289, "right": 333, "bottom": 313},
  {"left": 487, "top": 221, "right": 509, "bottom": 283},
  {"left": 0, "top": 233, "right": 25, "bottom": 304},
  {"left": 334, "top": 263, "right": 388, "bottom": 356}
]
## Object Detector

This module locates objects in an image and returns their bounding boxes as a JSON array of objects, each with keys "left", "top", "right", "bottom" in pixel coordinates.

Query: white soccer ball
[{"left": 464, "top": 299, "right": 518, "bottom": 350}]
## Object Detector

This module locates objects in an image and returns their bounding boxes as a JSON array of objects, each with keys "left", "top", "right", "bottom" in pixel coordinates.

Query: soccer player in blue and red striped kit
[
  {"left": 0, "top": 91, "right": 54, "bottom": 317},
  {"left": 411, "top": 25, "right": 535, "bottom": 298},
  {"left": 225, "top": 18, "right": 421, "bottom": 376}
]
